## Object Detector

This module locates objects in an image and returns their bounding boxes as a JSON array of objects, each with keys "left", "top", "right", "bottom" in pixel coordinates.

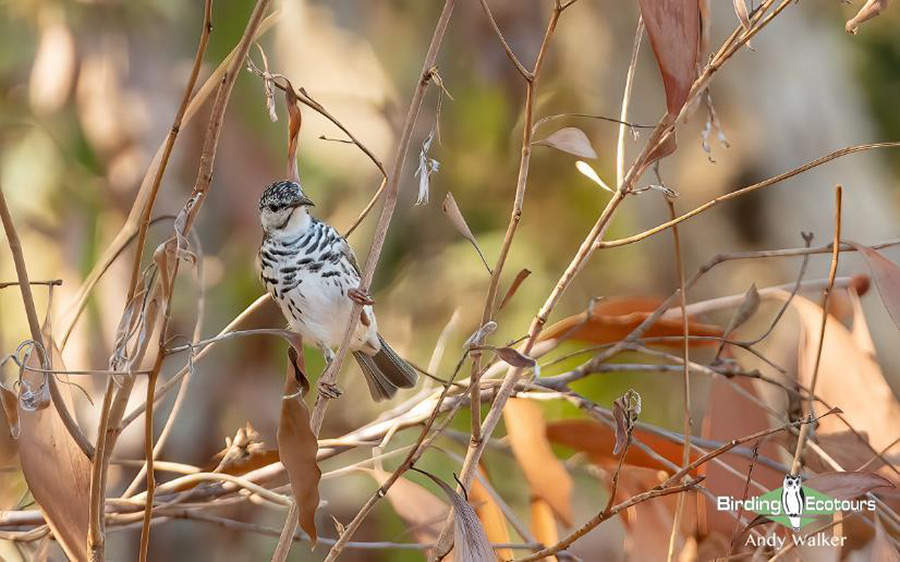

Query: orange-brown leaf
[
  {"left": 368, "top": 469, "right": 448, "bottom": 546},
  {"left": 17, "top": 341, "right": 90, "bottom": 562},
  {"left": 545, "top": 418, "right": 698, "bottom": 474},
  {"left": 637, "top": 0, "right": 700, "bottom": 117},
  {"left": 846, "top": 241, "right": 900, "bottom": 331},
  {"left": 277, "top": 346, "right": 320, "bottom": 546},
  {"left": 504, "top": 398, "right": 572, "bottom": 525},
  {"left": 530, "top": 497, "right": 559, "bottom": 562},
  {"left": 787, "top": 293, "right": 900, "bottom": 451},
  {"left": 470, "top": 471, "right": 512, "bottom": 561},
  {"left": 538, "top": 297, "right": 721, "bottom": 346}
]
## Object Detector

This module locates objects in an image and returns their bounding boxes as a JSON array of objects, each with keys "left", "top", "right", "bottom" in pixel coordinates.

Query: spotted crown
[{"left": 259, "top": 180, "right": 306, "bottom": 210}]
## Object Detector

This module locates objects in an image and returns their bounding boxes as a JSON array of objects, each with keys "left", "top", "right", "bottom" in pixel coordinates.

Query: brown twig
[{"left": 790, "top": 186, "right": 842, "bottom": 476}]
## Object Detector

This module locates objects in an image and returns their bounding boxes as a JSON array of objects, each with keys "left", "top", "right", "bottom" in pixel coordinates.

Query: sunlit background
[{"left": 0, "top": 0, "right": 898, "bottom": 560}]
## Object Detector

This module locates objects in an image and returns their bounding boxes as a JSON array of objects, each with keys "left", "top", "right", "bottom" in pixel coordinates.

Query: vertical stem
[
  {"left": 790, "top": 186, "right": 842, "bottom": 475},
  {"left": 616, "top": 18, "right": 643, "bottom": 189},
  {"left": 665, "top": 199, "right": 691, "bottom": 561}
]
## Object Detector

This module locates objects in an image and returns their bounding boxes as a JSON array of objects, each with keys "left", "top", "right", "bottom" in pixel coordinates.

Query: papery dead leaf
[
  {"left": 873, "top": 515, "right": 900, "bottom": 562},
  {"left": 546, "top": 418, "right": 699, "bottom": 474},
  {"left": 284, "top": 80, "right": 302, "bottom": 183},
  {"left": 530, "top": 497, "right": 559, "bottom": 562},
  {"left": 726, "top": 284, "right": 759, "bottom": 334},
  {"left": 498, "top": 268, "right": 531, "bottom": 313},
  {"left": 0, "top": 384, "right": 18, "bottom": 439},
  {"left": 806, "top": 471, "right": 896, "bottom": 500},
  {"left": 494, "top": 347, "right": 536, "bottom": 370},
  {"left": 785, "top": 292, "right": 900, "bottom": 451},
  {"left": 846, "top": 0, "right": 891, "bottom": 34},
  {"left": 613, "top": 389, "right": 641, "bottom": 455},
  {"left": 277, "top": 346, "right": 320, "bottom": 546},
  {"left": 539, "top": 297, "right": 722, "bottom": 346},
  {"left": 535, "top": 127, "right": 598, "bottom": 159},
  {"left": 16, "top": 339, "right": 90, "bottom": 562},
  {"left": 637, "top": 0, "right": 700, "bottom": 117},
  {"left": 413, "top": 469, "right": 494, "bottom": 562},
  {"left": 503, "top": 398, "right": 573, "bottom": 525},
  {"left": 846, "top": 241, "right": 900, "bottom": 330},
  {"left": 470, "top": 471, "right": 511, "bottom": 561},
  {"left": 442, "top": 192, "right": 491, "bottom": 273},
  {"left": 733, "top": 0, "right": 751, "bottom": 31},
  {"left": 848, "top": 288, "right": 877, "bottom": 357},
  {"left": 575, "top": 160, "right": 615, "bottom": 193}
]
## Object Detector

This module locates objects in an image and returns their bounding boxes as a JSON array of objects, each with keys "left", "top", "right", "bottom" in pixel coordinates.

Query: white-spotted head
[{"left": 259, "top": 180, "right": 314, "bottom": 235}]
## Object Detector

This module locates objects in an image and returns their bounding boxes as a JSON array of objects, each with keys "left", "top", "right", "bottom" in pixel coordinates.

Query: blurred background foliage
[{"left": 0, "top": 0, "right": 898, "bottom": 560}]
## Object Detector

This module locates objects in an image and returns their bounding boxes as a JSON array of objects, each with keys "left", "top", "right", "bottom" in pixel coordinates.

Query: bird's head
[{"left": 259, "top": 180, "right": 315, "bottom": 235}]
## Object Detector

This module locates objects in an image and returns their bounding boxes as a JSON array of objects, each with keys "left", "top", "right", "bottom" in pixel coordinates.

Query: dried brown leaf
[
  {"left": 277, "top": 345, "right": 320, "bottom": 546},
  {"left": 846, "top": 0, "right": 891, "bottom": 34},
  {"left": 539, "top": 296, "right": 722, "bottom": 346},
  {"left": 498, "top": 268, "right": 531, "bottom": 313},
  {"left": 613, "top": 389, "right": 641, "bottom": 455},
  {"left": 786, "top": 292, "right": 900, "bottom": 451},
  {"left": 17, "top": 341, "right": 90, "bottom": 562},
  {"left": 637, "top": 0, "right": 701, "bottom": 117},
  {"left": 530, "top": 498, "right": 559, "bottom": 562},
  {"left": 503, "top": 398, "right": 573, "bottom": 525},
  {"left": 535, "top": 127, "right": 597, "bottom": 159},
  {"left": 0, "top": 385, "right": 18, "bottom": 439},
  {"left": 805, "top": 471, "right": 896, "bottom": 500},
  {"left": 546, "top": 418, "right": 699, "bottom": 474},
  {"left": 442, "top": 192, "right": 491, "bottom": 273},
  {"left": 413, "top": 469, "right": 494, "bottom": 562},
  {"left": 725, "top": 283, "right": 759, "bottom": 334},
  {"left": 470, "top": 470, "right": 511, "bottom": 561},
  {"left": 494, "top": 347, "right": 535, "bottom": 369},
  {"left": 284, "top": 80, "right": 302, "bottom": 183},
  {"left": 368, "top": 469, "right": 447, "bottom": 546},
  {"left": 846, "top": 241, "right": 900, "bottom": 330},
  {"left": 733, "top": 0, "right": 751, "bottom": 31}
]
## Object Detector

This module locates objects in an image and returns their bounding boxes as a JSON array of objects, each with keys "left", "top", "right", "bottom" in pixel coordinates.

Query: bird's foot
[
  {"left": 317, "top": 380, "right": 343, "bottom": 400},
  {"left": 348, "top": 287, "right": 375, "bottom": 306}
]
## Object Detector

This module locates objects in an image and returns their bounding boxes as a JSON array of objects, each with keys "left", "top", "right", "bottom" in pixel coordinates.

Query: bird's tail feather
[{"left": 352, "top": 336, "right": 418, "bottom": 402}]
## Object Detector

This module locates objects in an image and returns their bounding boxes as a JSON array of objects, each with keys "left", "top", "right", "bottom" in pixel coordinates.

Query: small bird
[{"left": 257, "top": 180, "right": 418, "bottom": 401}]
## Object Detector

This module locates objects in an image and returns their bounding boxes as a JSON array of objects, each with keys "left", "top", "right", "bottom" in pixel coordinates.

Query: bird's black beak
[{"left": 296, "top": 194, "right": 315, "bottom": 207}]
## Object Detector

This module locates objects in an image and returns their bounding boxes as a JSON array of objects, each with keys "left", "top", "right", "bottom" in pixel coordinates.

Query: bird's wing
[{"left": 337, "top": 234, "right": 362, "bottom": 276}]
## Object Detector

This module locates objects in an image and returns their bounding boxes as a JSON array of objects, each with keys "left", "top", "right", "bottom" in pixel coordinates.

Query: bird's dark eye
[{"left": 268, "top": 204, "right": 279, "bottom": 212}]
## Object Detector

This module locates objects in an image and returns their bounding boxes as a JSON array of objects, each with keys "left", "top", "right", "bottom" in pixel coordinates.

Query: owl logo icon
[{"left": 781, "top": 474, "right": 805, "bottom": 531}]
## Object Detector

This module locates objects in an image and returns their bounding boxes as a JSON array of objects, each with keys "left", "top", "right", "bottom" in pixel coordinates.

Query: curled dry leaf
[
  {"left": 498, "top": 268, "right": 532, "bottom": 313},
  {"left": 846, "top": 0, "right": 891, "bottom": 34},
  {"left": 284, "top": 79, "right": 302, "bottom": 183},
  {"left": 612, "top": 389, "right": 641, "bottom": 455},
  {"left": 16, "top": 338, "right": 90, "bottom": 562},
  {"left": 503, "top": 398, "right": 573, "bottom": 525},
  {"left": 546, "top": 418, "right": 700, "bottom": 474},
  {"left": 415, "top": 128, "right": 440, "bottom": 205},
  {"left": 575, "top": 160, "right": 615, "bottom": 193},
  {"left": 535, "top": 127, "right": 598, "bottom": 159},
  {"left": 494, "top": 347, "right": 536, "bottom": 370},
  {"left": 442, "top": 192, "right": 492, "bottom": 274},
  {"left": 0, "top": 383, "right": 18, "bottom": 439},
  {"left": 530, "top": 497, "right": 559, "bottom": 562},
  {"left": 277, "top": 345, "right": 320, "bottom": 546},
  {"left": 413, "top": 468, "right": 494, "bottom": 562},
  {"left": 785, "top": 292, "right": 900, "bottom": 451},
  {"left": 845, "top": 241, "right": 900, "bottom": 330},
  {"left": 538, "top": 296, "right": 722, "bottom": 347},
  {"left": 465, "top": 320, "right": 497, "bottom": 349},
  {"left": 637, "top": 0, "right": 700, "bottom": 117},
  {"left": 733, "top": 0, "right": 751, "bottom": 31},
  {"left": 805, "top": 471, "right": 896, "bottom": 501},
  {"left": 725, "top": 284, "right": 760, "bottom": 334},
  {"left": 470, "top": 470, "right": 512, "bottom": 561}
]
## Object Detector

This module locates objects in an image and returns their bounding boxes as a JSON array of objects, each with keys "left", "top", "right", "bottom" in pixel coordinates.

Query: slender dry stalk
[
  {"left": 137, "top": 2, "right": 272, "bottom": 559},
  {"left": 307, "top": 0, "right": 457, "bottom": 434},
  {"left": 790, "top": 186, "right": 842, "bottom": 476},
  {"left": 665, "top": 198, "right": 692, "bottom": 562},
  {"left": 469, "top": 0, "right": 563, "bottom": 449}
]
